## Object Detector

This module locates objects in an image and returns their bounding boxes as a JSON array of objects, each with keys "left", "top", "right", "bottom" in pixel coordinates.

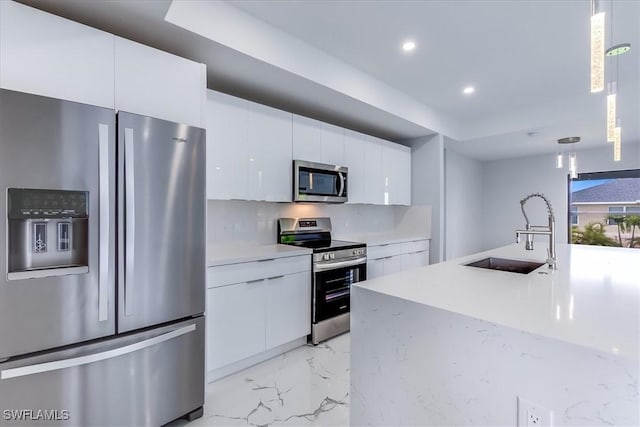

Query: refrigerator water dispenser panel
[{"left": 7, "top": 188, "right": 89, "bottom": 280}]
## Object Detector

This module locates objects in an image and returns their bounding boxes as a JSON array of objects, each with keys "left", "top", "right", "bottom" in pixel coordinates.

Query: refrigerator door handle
[
  {"left": 0, "top": 324, "right": 196, "bottom": 380},
  {"left": 98, "top": 123, "right": 110, "bottom": 322},
  {"left": 124, "top": 128, "right": 136, "bottom": 316}
]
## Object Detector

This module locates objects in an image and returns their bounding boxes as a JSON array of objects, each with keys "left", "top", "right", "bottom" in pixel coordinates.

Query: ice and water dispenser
[{"left": 7, "top": 188, "right": 89, "bottom": 279}]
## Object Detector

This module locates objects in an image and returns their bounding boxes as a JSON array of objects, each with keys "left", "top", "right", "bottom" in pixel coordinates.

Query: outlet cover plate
[{"left": 517, "top": 396, "right": 553, "bottom": 427}]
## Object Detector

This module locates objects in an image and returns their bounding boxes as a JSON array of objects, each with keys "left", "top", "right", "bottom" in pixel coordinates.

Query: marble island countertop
[{"left": 354, "top": 243, "right": 640, "bottom": 361}]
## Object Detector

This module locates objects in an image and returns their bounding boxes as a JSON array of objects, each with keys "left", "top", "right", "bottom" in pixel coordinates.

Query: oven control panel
[{"left": 314, "top": 247, "right": 367, "bottom": 263}]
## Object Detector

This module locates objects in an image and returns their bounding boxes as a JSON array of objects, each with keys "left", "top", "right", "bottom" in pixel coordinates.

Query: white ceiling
[{"left": 20, "top": 0, "right": 640, "bottom": 161}]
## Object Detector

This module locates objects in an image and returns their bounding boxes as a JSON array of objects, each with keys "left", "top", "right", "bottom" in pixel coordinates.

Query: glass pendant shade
[
  {"left": 569, "top": 153, "right": 578, "bottom": 179},
  {"left": 556, "top": 153, "right": 563, "bottom": 169},
  {"left": 613, "top": 127, "right": 621, "bottom": 161},
  {"left": 590, "top": 11, "right": 605, "bottom": 93},
  {"left": 606, "top": 90, "right": 616, "bottom": 141}
]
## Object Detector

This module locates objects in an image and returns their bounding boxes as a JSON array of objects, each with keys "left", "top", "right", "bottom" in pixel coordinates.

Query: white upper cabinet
[
  {"left": 320, "top": 122, "right": 345, "bottom": 165},
  {"left": 292, "top": 115, "right": 321, "bottom": 162},
  {"left": 344, "top": 130, "right": 367, "bottom": 204},
  {"left": 292, "top": 115, "right": 345, "bottom": 165},
  {"left": 114, "top": 37, "right": 206, "bottom": 127},
  {"left": 247, "top": 102, "right": 293, "bottom": 202},
  {"left": 344, "top": 131, "right": 383, "bottom": 204},
  {"left": 206, "top": 91, "right": 250, "bottom": 200},
  {"left": 364, "top": 136, "right": 385, "bottom": 204},
  {"left": 206, "top": 90, "right": 292, "bottom": 202},
  {"left": 382, "top": 140, "right": 411, "bottom": 206},
  {"left": 0, "top": 1, "right": 115, "bottom": 108}
]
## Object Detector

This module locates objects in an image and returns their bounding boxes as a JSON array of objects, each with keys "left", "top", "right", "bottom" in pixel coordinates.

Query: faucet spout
[{"left": 516, "top": 193, "right": 557, "bottom": 269}]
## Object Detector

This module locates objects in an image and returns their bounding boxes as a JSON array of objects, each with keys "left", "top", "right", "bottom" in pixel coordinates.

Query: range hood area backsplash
[{"left": 207, "top": 200, "right": 430, "bottom": 246}]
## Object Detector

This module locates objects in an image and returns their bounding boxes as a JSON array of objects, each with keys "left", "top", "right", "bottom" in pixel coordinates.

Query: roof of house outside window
[{"left": 572, "top": 178, "right": 640, "bottom": 204}]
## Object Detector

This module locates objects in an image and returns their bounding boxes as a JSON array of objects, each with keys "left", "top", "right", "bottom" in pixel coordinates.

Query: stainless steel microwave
[{"left": 293, "top": 160, "right": 348, "bottom": 203}]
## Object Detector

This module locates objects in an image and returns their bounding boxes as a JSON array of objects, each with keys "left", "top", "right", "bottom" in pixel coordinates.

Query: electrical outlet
[{"left": 517, "top": 397, "right": 553, "bottom": 427}]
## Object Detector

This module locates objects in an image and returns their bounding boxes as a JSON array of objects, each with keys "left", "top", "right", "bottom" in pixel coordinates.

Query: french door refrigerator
[{"left": 0, "top": 89, "right": 205, "bottom": 426}]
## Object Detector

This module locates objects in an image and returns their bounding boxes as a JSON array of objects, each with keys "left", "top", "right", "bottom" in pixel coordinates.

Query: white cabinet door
[
  {"left": 366, "top": 258, "right": 385, "bottom": 280},
  {"left": 206, "top": 282, "right": 265, "bottom": 371},
  {"left": 0, "top": 1, "right": 115, "bottom": 108},
  {"left": 400, "top": 252, "right": 425, "bottom": 271},
  {"left": 292, "top": 114, "right": 322, "bottom": 162},
  {"left": 417, "top": 250, "right": 429, "bottom": 267},
  {"left": 320, "top": 123, "right": 345, "bottom": 165},
  {"left": 247, "top": 102, "right": 293, "bottom": 202},
  {"left": 114, "top": 37, "right": 205, "bottom": 127},
  {"left": 344, "top": 130, "right": 367, "bottom": 204},
  {"left": 206, "top": 91, "right": 250, "bottom": 200},
  {"left": 365, "top": 136, "right": 385, "bottom": 204},
  {"left": 382, "top": 140, "right": 411, "bottom": 206},
  {"left": 397, "top": 145, "right": 412, "bottom": 205},
  {"left": 383, "top": 256, "right": 402, "bottom": 276},
  {"left": 292, "top": 115, "right": 344, "bottom": 165},
  {"left": 265, "top": 271, "right": 310, "bottom": 349}
]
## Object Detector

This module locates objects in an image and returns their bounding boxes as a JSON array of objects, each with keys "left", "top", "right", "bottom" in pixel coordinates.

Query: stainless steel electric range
[{"left": 278, "top": 217, "right": 366, "bottom": 344}]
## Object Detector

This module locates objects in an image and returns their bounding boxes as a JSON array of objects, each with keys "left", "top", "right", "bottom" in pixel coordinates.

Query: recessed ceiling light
[
  {"left": 463, "top": 86, "right": 475, "bottom": 95},
  {"left": 402, "top": 41, "right": 416, "bottom": 52}
]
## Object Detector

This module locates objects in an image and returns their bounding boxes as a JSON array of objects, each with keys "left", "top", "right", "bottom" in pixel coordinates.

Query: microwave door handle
[{"left": 338, "top": 172, "right": 345, "bottom": 197}]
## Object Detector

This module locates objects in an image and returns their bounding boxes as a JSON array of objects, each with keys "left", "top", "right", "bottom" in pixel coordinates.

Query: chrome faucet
[{"left": 515, "top": 193, "right": 557, "bottom": 269}]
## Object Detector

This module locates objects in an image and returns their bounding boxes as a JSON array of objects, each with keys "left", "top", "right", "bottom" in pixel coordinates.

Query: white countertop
[
  {"left": 335, "top": 233, "right": 429, "bottom": 246},
  {"left": 208, "top": 243, "right": 312, "bottom": 267},
  {"left": 354, "top": 243, "right": 640, "bottom": 360}
]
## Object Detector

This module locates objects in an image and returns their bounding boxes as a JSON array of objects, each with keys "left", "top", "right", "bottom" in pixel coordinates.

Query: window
[
  {"left": 568, "top": 168, "right": 639, "bottom": 248},
  {"left": 570, "top": 206, "right": 578, "bottom": 225},
  {"left": 627, "top": 206, "right": 640, "bottom": 215},
  {"left": 608, "top": 207, "right": 624, "bottom": 225}
]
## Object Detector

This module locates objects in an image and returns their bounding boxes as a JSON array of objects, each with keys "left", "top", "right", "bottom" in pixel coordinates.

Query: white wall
[
  {"left": 207, "top": 200, "right": 430, "bottom": 246},
  {"left": 481, "top": 144, "right": 640, "bottom": 251},
  {"left": 410, "top": 134, "right": 444, "bottom": 264},
  {"left": 444, "top": 147, "right": 484, "bottom": 259}
]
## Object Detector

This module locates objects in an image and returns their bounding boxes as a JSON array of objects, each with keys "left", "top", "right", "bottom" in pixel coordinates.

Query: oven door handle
[{"left": 314, "top": 256, "right": 367, "bottom": 272}]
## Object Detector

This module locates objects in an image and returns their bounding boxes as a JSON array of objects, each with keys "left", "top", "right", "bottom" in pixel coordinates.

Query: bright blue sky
[{"left": 570, "top": 179, "right": 613, "bottom": 192}]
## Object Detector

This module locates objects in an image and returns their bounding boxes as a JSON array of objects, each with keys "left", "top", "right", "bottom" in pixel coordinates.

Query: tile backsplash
[{"left": 207, "top": 200, "right": 431, "bottom": 246}]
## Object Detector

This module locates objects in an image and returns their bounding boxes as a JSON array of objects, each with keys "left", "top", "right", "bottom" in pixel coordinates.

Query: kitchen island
[{"left": 351, "top": 244, "right": 639, "bottom": 426}]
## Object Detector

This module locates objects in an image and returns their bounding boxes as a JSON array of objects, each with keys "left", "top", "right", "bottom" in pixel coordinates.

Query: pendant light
[
  {"left": 590, "top": 0, "right": 605, "bottom": 93},
  {"left": 613, "top": 122, "right": 621, "bottom": 162},
  {"left": 557, "top": 137, "right": 580, "bottom": 178},
  {"left": 606, "top": 82, "right": 616, "bottom": 141},
  {"left": 602, "top": 0, "right": 631, "bottom": 161}
]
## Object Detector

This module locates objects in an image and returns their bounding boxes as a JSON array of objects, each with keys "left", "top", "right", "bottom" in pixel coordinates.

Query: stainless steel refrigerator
[{"left": 0, "top": 89, "right": 205, "bottom": 426}]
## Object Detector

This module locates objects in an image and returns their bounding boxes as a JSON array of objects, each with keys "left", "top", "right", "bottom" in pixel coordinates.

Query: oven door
[
  {"left": 313, "top": 257, "right": 366, "bottom": 323},
  {"left": 294, "top": 160, "right": 347, "bottom": 203}
]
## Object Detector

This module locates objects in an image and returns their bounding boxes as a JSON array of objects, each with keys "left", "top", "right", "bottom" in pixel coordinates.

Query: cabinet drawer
[
  {"left": 402, "top": 239, "right": 429, "bottom": 254},
  {"left": 208, "top": 255, "right": 310, "bottom": 288},
  {"left": 367, "top": 242, "right": 406, "bottom": 260}
]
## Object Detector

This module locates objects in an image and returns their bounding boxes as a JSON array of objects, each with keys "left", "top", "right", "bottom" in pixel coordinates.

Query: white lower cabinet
[
  {"left": 206, "top": 255, "right": 310, "bottom": 376},
  {"left": 400, "top": 250, "right": 430, "bottom": 271},
  {"left": 366, "top": 257, "right": 385, "bottom": 280},
  {"left": 265, "top": 271, "right": 310, "bottom": 349},
  {"left": 366, "top": 239, "right": 430, "bottom": 281},
  {"left": 207, "top": 280, "right": 265, "bottom": 370}
]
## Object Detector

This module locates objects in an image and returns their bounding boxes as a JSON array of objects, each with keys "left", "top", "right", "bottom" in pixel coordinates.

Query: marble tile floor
[{"left": 169, "top": 332, "right": 350, "bottom": 427}]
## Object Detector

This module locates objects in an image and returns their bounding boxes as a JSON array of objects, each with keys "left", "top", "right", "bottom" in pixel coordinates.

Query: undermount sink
[{"left": 464, "top": 257, "right": 545, "bottom": 274}]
